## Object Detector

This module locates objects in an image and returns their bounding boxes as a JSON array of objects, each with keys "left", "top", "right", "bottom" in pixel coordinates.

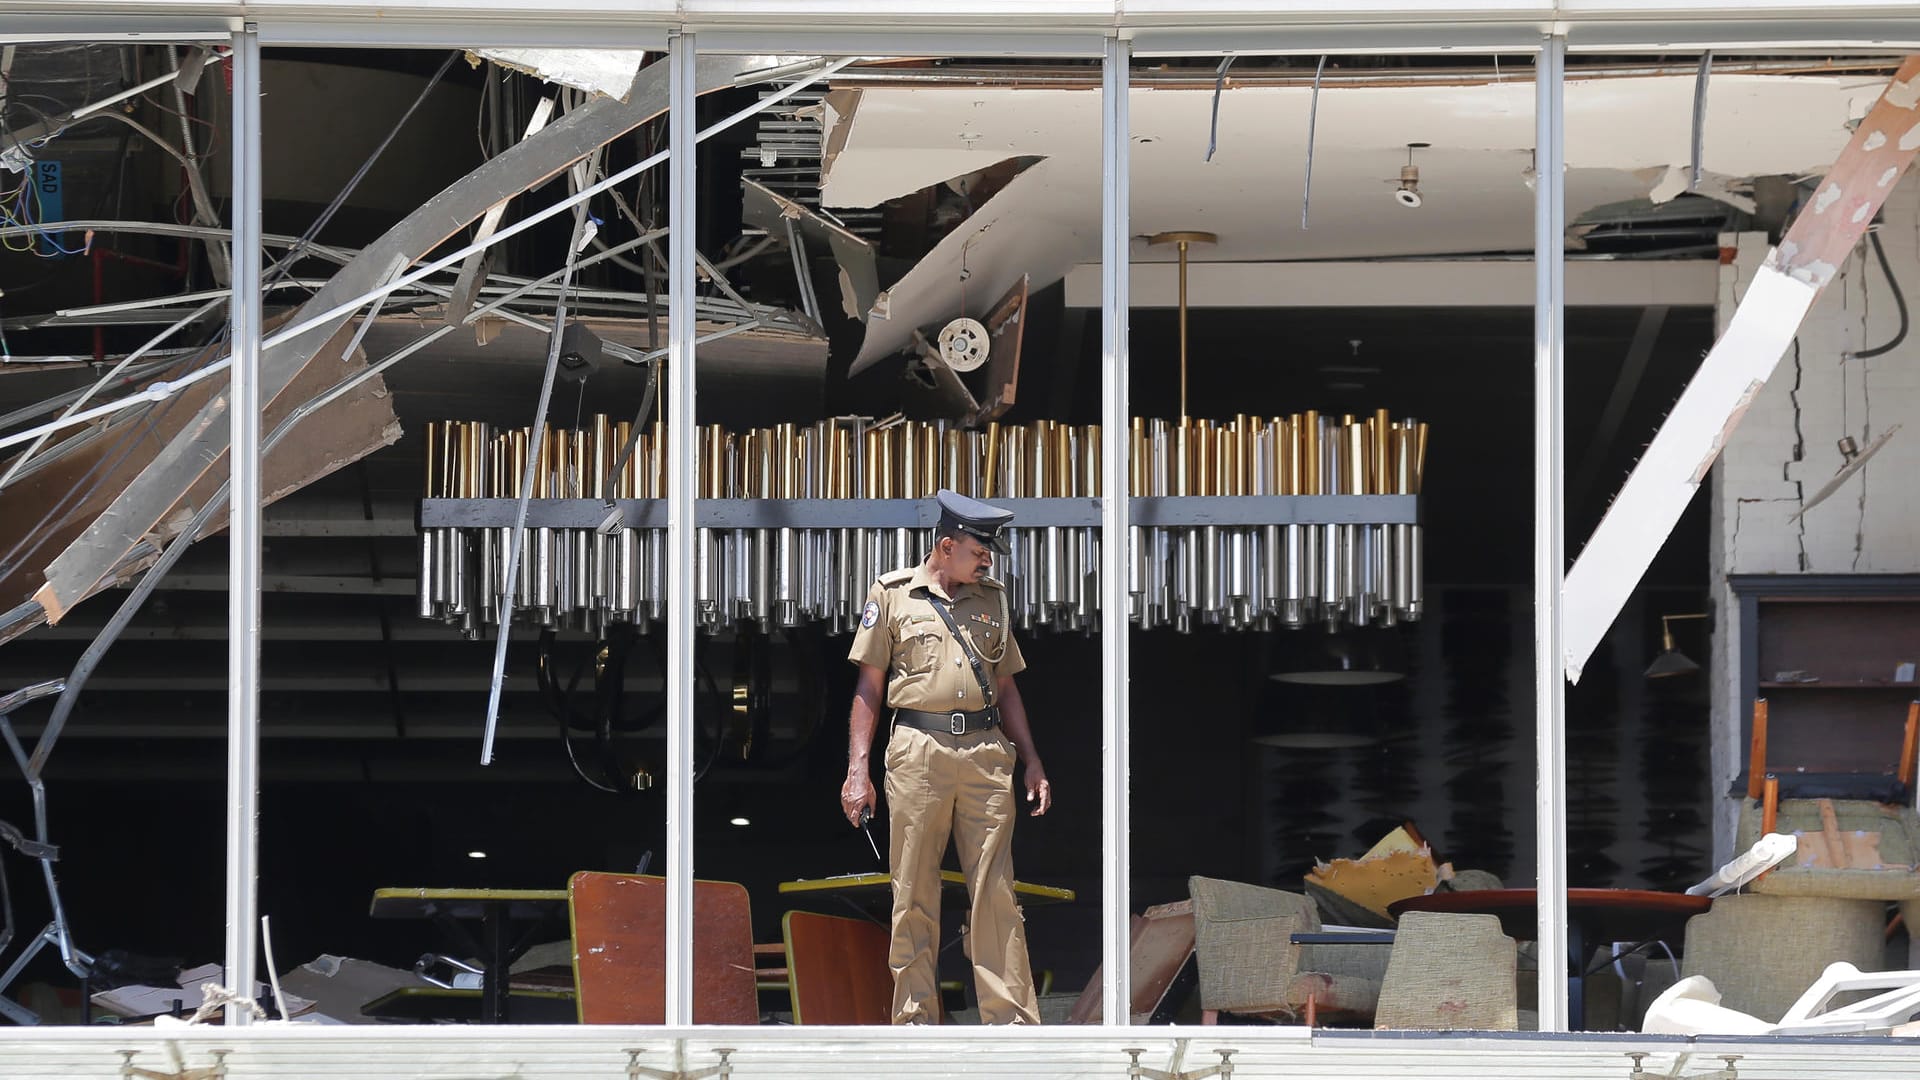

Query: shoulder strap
[{"left": 919, "top": 589, "right": 996, "bottom": 706}]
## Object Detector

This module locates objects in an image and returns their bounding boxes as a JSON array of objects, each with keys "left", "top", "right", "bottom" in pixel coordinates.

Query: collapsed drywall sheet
[
  {"left": 1562, "top": 57, "right": 1920, "bottom": 682},
  {"left": 30, "top": 54, "right": 798, "bottom": 624},
  {"left": 472, "top": 49, "right": 648, "bottom": 101},
  {"left": 852, "top": 161, "right": 1088, "bottom": 372}
]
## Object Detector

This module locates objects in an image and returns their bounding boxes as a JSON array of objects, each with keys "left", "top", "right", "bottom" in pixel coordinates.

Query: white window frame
[{"left": 166, "top": 0, "right": 1919, "bottom": 1048}]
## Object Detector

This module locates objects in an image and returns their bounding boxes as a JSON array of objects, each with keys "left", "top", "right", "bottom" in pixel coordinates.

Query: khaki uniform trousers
[{"left": 883, "top": 722, "right": 1040, "bottom": 1025}]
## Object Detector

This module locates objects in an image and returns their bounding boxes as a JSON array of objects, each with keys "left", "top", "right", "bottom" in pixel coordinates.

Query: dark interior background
[
  {"left": 0, "top": 44, "right": 1718, "bottom": 1009},
  {"left": 0, "top": 300, "right": 1715, "bottom": 999}
]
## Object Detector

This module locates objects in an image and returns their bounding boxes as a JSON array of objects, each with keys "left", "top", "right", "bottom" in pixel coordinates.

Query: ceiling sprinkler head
[
  {"left": 1394, "top": 142, "right": 1429, "bottom": 208},
  {"left": 1395, "top": 165, "right": 1423, "bottom": 209}
]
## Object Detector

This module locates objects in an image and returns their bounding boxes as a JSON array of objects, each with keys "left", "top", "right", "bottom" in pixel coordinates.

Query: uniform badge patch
[{"left": 861, "top": 600, "right": 879, "bottom": 628}]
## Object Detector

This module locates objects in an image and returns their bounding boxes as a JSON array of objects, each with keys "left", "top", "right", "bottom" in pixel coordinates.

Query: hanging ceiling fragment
[{"left": 821, "top": 70, "right": 1883, "bottom": 370}]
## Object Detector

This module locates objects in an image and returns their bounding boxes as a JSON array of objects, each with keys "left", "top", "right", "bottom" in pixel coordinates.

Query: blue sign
[{"left": 34, "top": 160, "right": 65, "bottom": 257}]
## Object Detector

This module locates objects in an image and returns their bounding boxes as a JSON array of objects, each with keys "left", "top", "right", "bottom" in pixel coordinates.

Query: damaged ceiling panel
[
  {"left": 0, "top": 320, "right": 399, "bottom": 643},
  {"left": 741, "top": 177, "right": 878, "bottom": 323},
  {"left": 469, "top": 49, "right": 649, "bottom": 100},
  {"left": 26, "top": 53, "right": 800, "bottom": 627},
  {"left": 826, "top": 72, "right": 1882, "bottom": 369}
]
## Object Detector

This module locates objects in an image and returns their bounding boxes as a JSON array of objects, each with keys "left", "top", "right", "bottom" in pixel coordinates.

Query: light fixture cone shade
[
  {"left": 1270, "top": 629, "right": 1406, "bottom": 686},
  {"left": 1271, "top": 669, "right": 1404, "bottom": 686},
  {"left": 1251, "top": 724, "right": 1380, "bottom": 750},
  {"left": 1645, "top": 649, "right": 1701, "bottom": 678}
]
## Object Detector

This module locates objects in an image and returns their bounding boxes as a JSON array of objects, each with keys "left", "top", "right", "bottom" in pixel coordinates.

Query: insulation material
[
  {"left": 1305, "top": 842, "right": 1443, "bottom": 922},
  {"left": 470, "top": 49, "right": 647, "bottom": 101}
]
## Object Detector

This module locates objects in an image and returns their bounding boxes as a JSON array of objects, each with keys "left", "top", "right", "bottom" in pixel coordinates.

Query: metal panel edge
[
  {"left": 223, "top": 22, "right": 263, "bottom": 1029},
  {"left": 0, "top": 15, "right": 235, "bottom": 42},
  {"left": 693, "top": 30, "right": 1104, "bottom": 56},
  {"left": 1098, "top": 32, "right": 1130, "bottom": 1029},
  {"left": 664, "top": 29, "right": 698, "bottom": 1030},
  {"left": 1532, "top": 32, "right": 1570, "bottom": 1035},
  {"left": 1130, "top": 21, "right": 1549, "bottom": 55},
  {"left": 257, "top": 19, "right": 670, "bottom": 48}
]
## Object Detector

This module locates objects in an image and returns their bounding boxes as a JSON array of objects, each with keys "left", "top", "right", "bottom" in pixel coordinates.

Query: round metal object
[
  {"left": 1145, "top": 230, "right": 1219, "bottom": 247},
  {"left": 938, "top": 317, "right": 991, "bottom": 372}
]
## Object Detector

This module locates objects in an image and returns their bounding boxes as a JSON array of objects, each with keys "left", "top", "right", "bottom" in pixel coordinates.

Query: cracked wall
[{"left": 1706, "top": 175, "right": 1920, "bottom": 859}]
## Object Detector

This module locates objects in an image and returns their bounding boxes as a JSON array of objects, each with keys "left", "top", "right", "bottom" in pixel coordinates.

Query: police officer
[{"left": 842, "top": 489, "right": 1052, "bottom": 1025}]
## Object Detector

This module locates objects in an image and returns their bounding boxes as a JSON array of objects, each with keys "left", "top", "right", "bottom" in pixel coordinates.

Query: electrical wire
[
  {"left": 264, "top": 49, "right": 459, "bottom": 291},
  {"left": 1855, "top": 229, "right": 1909, "bottom": 360}
]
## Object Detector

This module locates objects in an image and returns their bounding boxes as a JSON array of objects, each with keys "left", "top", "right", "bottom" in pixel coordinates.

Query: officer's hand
[
  {"left": 1024, "top": 762, "right": 1052, "bottom": 817},
  {"left": 840, "top": 772, "right": 876, "bottom": 827}
]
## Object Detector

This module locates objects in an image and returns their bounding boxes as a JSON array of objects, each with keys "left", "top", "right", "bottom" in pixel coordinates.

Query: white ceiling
[{"left": 824, "top": 72, "right": 1886, "bottom": 368}]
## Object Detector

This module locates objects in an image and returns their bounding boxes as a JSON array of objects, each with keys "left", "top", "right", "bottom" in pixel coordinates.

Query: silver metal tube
[
  {"left": 532, "top": 527, "right": 555, "bottom": 612},
  {"left": 1320, "top": 523, "right": 1341, "bottom": 615},
  {"left": 1407, "top": 524, "right": 1426, "bottom": 621},
  {"left": 646, "top": 528, "right": 665, "bottom": 622},
  {"left": 573, "top": 529, "right": 594, "bottom": 615},
  {"left": 752, "top": 529, "right": 773, "bottom": 625},
  {"left": 696, "top": 527, "right": 716, "bottom": 620},
  {"left": 776, "top": 527, "right": 799, "bottom": 627},
  {"left": 1200, "top": 524, "right": 1220, "bottom": 620},
  {"left": 1045, "top": 526, "right": 1064, "bottom": 610},
  {"left": 448, "top": 527, "right": 470, "bottom": 616},
  {"left": 1228, "top": 527, "right": 1249, "bottom": 605},
  {"left": 1283, "top": 523, "right": 1306, "bottom": 627},
  {"left": 1299, "top": 523, "right": 1320, "bottom": 622},
  {"left": 477, "top": 527, "right": 497, "bottom": 623},
  {"left": 417, "top": 529, "right": 438, "bottom": 619},
  {"left": 617, "top": 527, "right": 640, "bottom": 617},
  {"left": 1263, "top": 523, "right": 1284, "bottom": 610},
  {"left": 1128, "top": 525, "right": 1146, "bottom": 621},
  {"left": 592, "top": 531, "right": 611, "bottom": 610}
]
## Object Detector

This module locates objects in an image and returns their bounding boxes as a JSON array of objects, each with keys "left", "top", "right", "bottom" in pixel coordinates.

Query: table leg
[{"left": 483, "top": 905, "right": 511, "bottom": 1023}]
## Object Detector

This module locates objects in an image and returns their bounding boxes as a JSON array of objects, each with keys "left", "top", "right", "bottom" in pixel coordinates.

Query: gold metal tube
[
  {"left": 1414, "top": 421, "right": 1428, "bottom": 494},
  {"left": 920, "top": 423, "right": 938, "bottom": 496},
  {"left": 1083, "top": 425, "right": 1101, "bottom": 498},
  {"left": 1178, "top": 240, "right": 1189, "bottom": 420},
  {"left": 1302, "top": 410, "right": 1321, "bottom": 495},
  {"left": 1173, "top": 422, "right": 1189, "bottom": 497},
  {"left": 1373, "top": 408, "right": 1391, "bottom": 496},
  {"left": 423, "top": 421, "right": 439, "bottom": 497},
  {"left": 1345, "top": 421, "right": 1366, "bottom": 496},
  {"left": 1059, "top": 418, "right": 1075, "bottom": 495}
]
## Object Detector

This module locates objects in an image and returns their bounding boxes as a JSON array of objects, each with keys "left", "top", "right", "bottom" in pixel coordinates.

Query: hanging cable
[
  {"left": 1855, "top": 229, "right": 1908, "bottom": 360},
  {"left": 1205, "top": 55, "right": 1234, "bottom": 163},
  {"left": 265, "top": 49, "right": 459, "bottom": 290}
]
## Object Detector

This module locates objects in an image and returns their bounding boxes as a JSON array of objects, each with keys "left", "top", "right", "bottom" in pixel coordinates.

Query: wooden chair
[
  {"left": 783, "top": 911, "right": 892, "bottom": 1025},
  {"left": 1068, "top": 900, "right": 1197, "bottom": 1024},
  {"left": 567, "top": 872, "right": 759, "bottom": 1024}
]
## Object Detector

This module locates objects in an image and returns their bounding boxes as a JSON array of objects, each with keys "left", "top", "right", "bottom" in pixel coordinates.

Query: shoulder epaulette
[{"left": 878, "top": 568, "right": 916, "bottom": 587}]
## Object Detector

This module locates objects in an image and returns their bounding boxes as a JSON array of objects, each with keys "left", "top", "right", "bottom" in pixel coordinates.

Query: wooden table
[
  {"left": 779, "top": 870, "right": 1076, "bottom": 914},
  {"left": 368, "top": 888, "right": 568, "bottom": 1024},
  {"left": 1389, "top": 888, "right": 1710, "bottom": 1030}
]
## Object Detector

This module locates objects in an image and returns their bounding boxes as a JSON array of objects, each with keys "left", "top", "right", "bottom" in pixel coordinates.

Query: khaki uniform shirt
[{"left": 847, "top": 562, "right": 1026, "bottom": 711}]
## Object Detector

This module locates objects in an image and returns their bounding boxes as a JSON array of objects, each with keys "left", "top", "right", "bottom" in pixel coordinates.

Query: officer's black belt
[{"left": 895, "top": 707, "right": 1000, "bottom": 736}]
